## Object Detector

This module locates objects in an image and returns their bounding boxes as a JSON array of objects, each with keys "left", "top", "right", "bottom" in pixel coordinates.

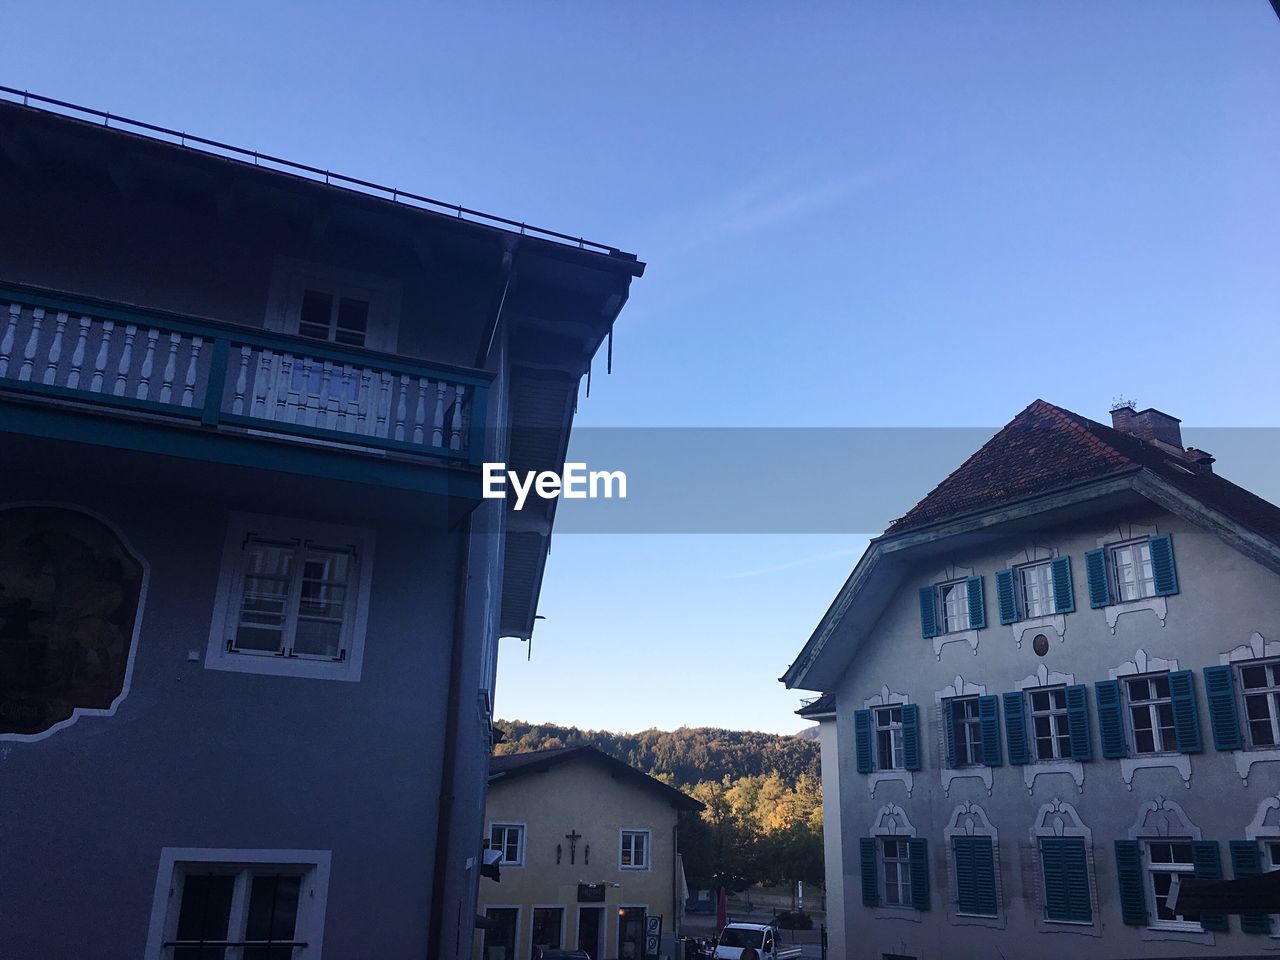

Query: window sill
[
  {"left": 1140, "top": 925, "right": 1214, "bottom": 945},
  {"left": 1022, "top": 759, "right": 1084, "bottom": 795},
  {"left": 1235, "top": 748, "right": 1280, "bottom": 786},
  {"left": 940, "top": 766, "right": 992, "bottom": 797},
  {"left": 932, "top": 628, "right": 978, "bottom": 660},
  {"left": 948, "top": 910, "right": 1004, "bottom": 930},
  {"left": 204, "top": 650, "right": 360, "bottom": 683},
  {"left": 1120, "top": 754, "right": 1191, "bottom": 790},
  {"left": 872, "top": 905, "right": 922, "bottom": 923},
  {"left": 1103, "top": 596, "right": 1167, "bottom": 634},
  {"left": 1035, "top": 917, "right": 1100, "bottom": 937},
  {"left": 866, "top": 770, "right": 914, "bottom": 798}
]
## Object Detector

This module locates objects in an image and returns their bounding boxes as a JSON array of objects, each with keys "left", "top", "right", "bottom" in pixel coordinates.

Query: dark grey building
[{"left": 0, "top": 92, "right": 642, "bottom": 960}]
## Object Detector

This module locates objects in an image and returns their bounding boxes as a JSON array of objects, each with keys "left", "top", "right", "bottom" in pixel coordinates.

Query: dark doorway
[
  {"left": 483, "top": 907, "right": 519, "bottom": 960},
  {"left": 618, "top": 907, "right": 645, "bottom": 960},
  {"left": 577, "top": 907, "right": 603, "bottom": 960}
]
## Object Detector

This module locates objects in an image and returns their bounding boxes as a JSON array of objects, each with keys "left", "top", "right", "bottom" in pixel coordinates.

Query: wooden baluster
[
  {"left": 181, "top": 336, "right": 203, "bottom": 407},
  {"left": 135, "top": 328, "right": 159, "bottom": 399},
  {"left": 375, "top": 372, "right": 392, "bottom": 437},
  {"left": 319, "top": 361, "right": 337, "bottom": 429},
  {"left": 90, "top": 319, "right": 114, "bottom": 393},
  {"left": 43, "top": 311, "right": 68, "bottom": 385},
  {"left": 159, "top": 333, "right": 181, "bottom": 403},
  {"left": 294, "top": 357, "right": 313, "bottom": 424},
  {"left": 450, "top": 384, "right": 466, "bottom": 449},
  {"left": 0, "top": 303, "right": 20, "bottom": 378},
  {"left": 67, "top": 316, "right": 91, "bottom": 389},
  {"left": 394, "top": 374, "right": 409, "bottom": 441},
  {"left": 336, "top": 364, "right": 355, "bottom": 430},
  {"left": 413, "top": 378, "right": 428, "bottom": 445},
  {"left": 432, "top": 381, "right": 447, "bottom": 448},
  {"left": 355, "top": 368, "right": 372, "bottom": 433},
  {"left": 113, "top": 324, "right": 137, "bottom": 396},
  {"left": 19, "top": 307, "right": 45, "bottom": 382},
  {"left": 253, "top": 349, "right": 273, "bottom": 418},
  {"left": 277, "top": 354, "right": 295, "bottom": 422},
  {"left": 232, "top": 345, "right": 252, "bottom": 415}
]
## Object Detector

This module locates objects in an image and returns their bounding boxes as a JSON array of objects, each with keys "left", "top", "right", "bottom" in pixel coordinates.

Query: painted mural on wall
[{"left": 0, "top": 506, "right": 143, "bottom": 737}]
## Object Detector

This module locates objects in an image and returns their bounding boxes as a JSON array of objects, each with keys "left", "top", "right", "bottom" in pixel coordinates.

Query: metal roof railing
[{"left": 0, "top": 85, "right": 633, "bottom": 259}]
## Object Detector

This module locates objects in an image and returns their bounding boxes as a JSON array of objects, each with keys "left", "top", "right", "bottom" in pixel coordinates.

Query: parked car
[{"left": 713, "top": 923, "right": 802, "bottom": 960}]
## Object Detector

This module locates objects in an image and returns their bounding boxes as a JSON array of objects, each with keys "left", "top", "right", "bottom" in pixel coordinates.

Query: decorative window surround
[
  {"left": 1005, "top": 545, "right": 1069, "bottom": 648},
  {"left": 864, "top": 686, "right": 914, "bottom": 797},
  {"left": 935, "top": 676, "right": 992, "bottom": 797},
  {"left": 930, "top": 563, "right": 979, "bottom": 660},
  {"left": 944, "top": 802, "right": 1005, "bottom": 929},
  {"left": 1245, "top": 793, "right": 1280, "bottom": 941},
  {"left": 1095, "top": 525, "right": 1168, "bottom": 633},
  {"left": 619, "top": 829, "right": 651, "bottom": 871},
  {"left": 1221, "top": 633, "right": 1280, "bottom": 786},
  {"left": 870, "top": 805, "right": 922, "bottom": 923},
  {"left": 1018, "top": 667, "right": 1084, "bottom": 795},
  {"left": 1109, "top": 650, "right": 1192, "bottom": 790},
  {"left": 1030, "top": 799, "right": 1100, "bottom": 937},
  {"left": 1128, "top": 798, "right": 1215, "bottom": 946}
]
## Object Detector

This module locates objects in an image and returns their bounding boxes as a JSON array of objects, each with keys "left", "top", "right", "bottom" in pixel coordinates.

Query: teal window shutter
[
  {"left": 1191, "top": 841, "right": 1226, "bottom": 931},
  {"left": 919, "top": 586, "right": 938, "bottom": 639},
  {"left": 978, "top": 695, "right": 1003, "bottom": 766},
  {"left": 908, "top": 838, "right": 930, "bottom": 911},
  {"left": 1094, "top": 680, "right": 1127, "bottom": 759},
  {"left": 1114, "top": 840, "right": 1146, "bottom": 926},
  {"left": 1230, "top": 840, "right": 1271, "bottom": 934},
  {"left": 901, "top": 703, "right": 921, "bottom": 771},
  {"left": 1168, "top": 670, "right": 1202, "bottom": 754},
  {"left": 1065, "top": 684, "right": 1093, "bottom": 761},
  {"left": 860, "top": 837, "right": 879, "bottom": 907},
  {"left": 966, "top": 575, "right": 986, "bottom": 630},
  {"left": 1051, "top": 555, "right": 1075, "bottom": 613},
  {"left": 1203, "top": 665, "right": 1243, "bottom": 750},
  {"left": 1042, "top": 838, "right": 1092, "bottom": 923},
  {"left": 954, "top": 837, "right": 997, "bottom": 916},
  {"left": 854, "top": 709, "right": 873, "bottom": 774},
  {"left": 1084, "top": 548, "right": 1110, "bottom": 608},
  {"left": 943, "top": 700, "right": 957, "bottom": 768},
  {"left": 1149, "top": 533, "right": 1179, "bottom": 596},
  {"left": 1003, "top": 691, "right": 1029, "bottom": 765},
  {"left": 995, "top": 569, "right": 1018, "bottom": 625}
]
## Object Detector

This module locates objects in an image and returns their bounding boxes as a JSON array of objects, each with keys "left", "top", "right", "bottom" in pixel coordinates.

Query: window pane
[
  {"left": 298, "top": 290, "right": 334, "bottom": 341},
  {"left": 174, "top": 873, "right": 234, "bottom": 960},
  {"left": 244, "top": 874, "right": 301, "bottom": 960},
  {"left": 336, "top": 298, "right": 370, "bottom": 346}
]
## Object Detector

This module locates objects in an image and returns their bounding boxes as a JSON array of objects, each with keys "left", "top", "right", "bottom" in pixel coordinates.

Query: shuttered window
[
  {"left": 1230, "top": 840, "right": 1274, "bottom": 934},
  {"left": 1040, "top": 838, "right": 1092, "bottom": 924},
  {"left": 946, "top": 697, "right": 983, "bottom": 767},
  {"left": 1239, "top": 659, "right": 1280, "bottom": 747},
  {"left": 1203, "top": 665, "right": 1243, "bottom": 751},
  {"left": 953, "top": 837, "right": 998, "bottom": 917},
  {"left": 1086, "top": 535, "right": 1178, "bottom": 607}
]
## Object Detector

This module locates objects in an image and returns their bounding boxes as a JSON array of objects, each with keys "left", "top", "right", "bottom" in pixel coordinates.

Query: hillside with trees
[{"left": 493, "top": 720, "right": 824, "bottom": 892}]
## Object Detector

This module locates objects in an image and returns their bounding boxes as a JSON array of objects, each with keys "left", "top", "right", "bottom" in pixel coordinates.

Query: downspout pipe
[{"left": 428, "top": 515, "right": 472, "bottom": 960}]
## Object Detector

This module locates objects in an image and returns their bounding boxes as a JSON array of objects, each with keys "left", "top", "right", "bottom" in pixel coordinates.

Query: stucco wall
[
  {"left": 476, "top": 756, "right": 683, "bottom": 960},
  {"left": 827, "top": 506, "right": 1280, "bottom": 959},
  {"left": 0, "top": 474, "right": 460, "bottom": 959}
]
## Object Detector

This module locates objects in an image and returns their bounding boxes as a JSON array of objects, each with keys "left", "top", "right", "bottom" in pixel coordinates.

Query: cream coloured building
[{"left": 476, "top": 746, "right": 702, "bottom": 960}]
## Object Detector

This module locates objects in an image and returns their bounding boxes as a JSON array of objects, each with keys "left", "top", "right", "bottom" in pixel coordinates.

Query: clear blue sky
[{"left": 4, "top": 2, "right": 1278, "bottom": 734}]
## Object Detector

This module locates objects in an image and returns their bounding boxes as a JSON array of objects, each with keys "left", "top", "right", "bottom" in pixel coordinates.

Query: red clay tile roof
[{"left": 886, "top": 400, "right": 1280, "bottom": 545}]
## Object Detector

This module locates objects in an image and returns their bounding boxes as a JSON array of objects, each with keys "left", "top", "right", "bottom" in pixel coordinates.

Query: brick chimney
[{"left": 1110, "top": 404, "right": 1212, "bottom": 473}]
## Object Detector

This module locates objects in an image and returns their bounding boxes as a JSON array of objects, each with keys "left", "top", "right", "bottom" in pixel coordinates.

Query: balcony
[{"left": 0, "top": 284, "right": 491, "bottom": 499}]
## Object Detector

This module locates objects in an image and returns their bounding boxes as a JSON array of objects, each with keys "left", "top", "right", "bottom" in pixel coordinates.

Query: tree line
[{"left": 493, "top": 720, "right": 824, "bottom": 891}]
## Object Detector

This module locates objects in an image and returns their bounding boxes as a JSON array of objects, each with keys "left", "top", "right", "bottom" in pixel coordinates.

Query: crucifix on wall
[{"left": 564, "top": 829, "right": 582, "bottom": 865}]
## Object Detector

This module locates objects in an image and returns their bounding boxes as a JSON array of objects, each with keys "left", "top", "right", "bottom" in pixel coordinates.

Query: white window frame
[
  {"left": 949, "top": 696, "right": 984, "bottom": 768},
  {"left": 1027, "top": 685, "right": 1071, "bottom": 762},
  {"left": 1018, "top": 560, "right": 1056, "bottom": 619},
  {"left": 874, "top": 705, "right": 905, "bottom": 771},
  {"left": 1124, "top": 672, "right": 1177, "bottom": 755},
  {"left": 880, "top": 836, "right": 914, "bottom": 907},
  {"left": 1108, "top": 538, "right": 1156, "bottom": 603},
  {"left": 489, "top": 821, "right": 526, "bottom": 867},
  {"left": 144, "top": 847, "right": 330, "bottom": 960},
  {"left": 265, "top": 257, "right": 402, "bottom": 353},
  {"left": 1238, "top": 658, "right": 1280, "bottom": 749},
  {"left": 619, "top": 829, "right": 650, "bottom": 871},
  {"left": 205, "top": 514, "right": 375, "bottom": 682},
  {"left": 1144, "top": 839, "right": 1202, "bottom": 931},
  {"left": 937, "top": 578, "right": 970, "bottom": 634}
]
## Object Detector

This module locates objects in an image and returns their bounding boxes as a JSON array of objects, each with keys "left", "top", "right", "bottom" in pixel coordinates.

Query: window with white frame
[
  {"left": 1239, "top": 659, "right": 1280, "bottom": 747},
  {"left": 1028, "top": 687, "right": 1071, "bottom": 761},
  {"left": 1125, "top": 674, "right": 1176, "bottom": 755},
  {"left": 881, "top": 838, "right": 913, "bottom": 907},
  {"left": 938, "top": 579, "right": 970, "bottom": 633},
  {"left": 146, "top": 850, "right": 329, "bottom": 960},
  {"left": 874, "top": 706, "right": 905, "bottom": 770},
  {"left": 1267, "top": 840, "right": 1280, "bottom": 873},
  {"left": 266, "top": 259, "right": 401, "bottom": 354},
  {"left": 948, "top": 697, "right": 983, "bottom": 767},
  {"left": 1018, "top": 561, "right": 1056, "bottom": 618},
  {"left": 1145, "top": 841, "right": 1201, "bottom": 929},
  {"left": 620, "top": 830, "right": 649, "bottom": 869},
  {"left": 490, "top": 823, "right": 525, "bottom": 866},
  {"left": 1109, "top": 539, "right": 1155, "bottom": 602},
  {"left": 207, "top": 516, "right": 374, "bottom": 682}
]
